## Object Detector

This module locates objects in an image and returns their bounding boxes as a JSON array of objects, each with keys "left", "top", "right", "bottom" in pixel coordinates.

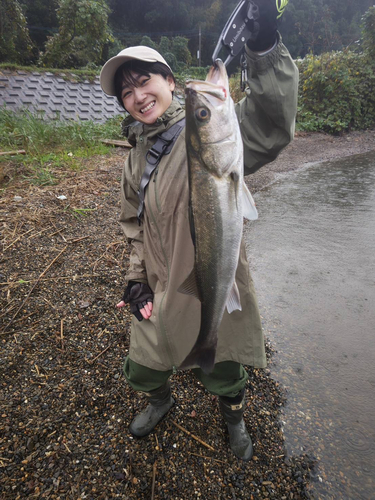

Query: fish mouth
[
  {"left": 185, "top": 59, "right": 228, "bottom": 101},
  {"left": 206, "top": 59, "right": 227, "bottom": 86}
]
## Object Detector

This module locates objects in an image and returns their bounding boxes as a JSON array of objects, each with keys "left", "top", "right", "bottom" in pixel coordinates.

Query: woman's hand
[
  {"left": 117, "top": 298, "right": 153, "bottom": 320},
  {"left": 246, "top": 0, "right": 289, "bottom": 52},
  {"left": 118, "top": 281, "right": 154, "bottom": 321}
]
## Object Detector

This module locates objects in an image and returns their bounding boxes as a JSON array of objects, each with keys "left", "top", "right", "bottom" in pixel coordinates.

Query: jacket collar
[{"left": 123, "top": 98, "right": 184, "bottom": 146}]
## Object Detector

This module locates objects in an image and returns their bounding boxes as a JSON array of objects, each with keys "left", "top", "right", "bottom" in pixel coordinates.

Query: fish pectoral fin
[
  {"left": 226, "top": 281, "right": 242, "bottom": 314},
  {"left": 242, "top": 184, "right": 258, "bottom": 220},
  {"left": 177, "top": 269, "right": 199, "bottom": 298}
]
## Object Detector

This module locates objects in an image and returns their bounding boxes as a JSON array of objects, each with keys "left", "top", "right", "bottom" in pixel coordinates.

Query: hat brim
[{"left": 100, "top": 54, "right": 170, "bottom": 96}]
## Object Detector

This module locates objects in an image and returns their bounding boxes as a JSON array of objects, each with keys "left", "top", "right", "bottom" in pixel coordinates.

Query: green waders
[{"left": 123, "top": 357, "right": 253, "bottom": 460}]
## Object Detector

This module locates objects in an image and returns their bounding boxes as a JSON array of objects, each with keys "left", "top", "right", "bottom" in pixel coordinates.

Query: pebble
[{"left": 1, "top": 151, "right": 316, "bottom": 499}]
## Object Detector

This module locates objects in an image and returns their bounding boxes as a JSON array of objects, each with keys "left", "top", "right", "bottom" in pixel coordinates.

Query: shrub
[
  {"left": 296, "top": 50, "right": 375, "bottom": 134},
  {"left": 175, "top": 66, "right": 211, "bottom": 84}
]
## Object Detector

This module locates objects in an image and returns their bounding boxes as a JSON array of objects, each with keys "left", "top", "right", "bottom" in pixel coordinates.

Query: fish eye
[{"left": 195, "top": 107, "right": 210, "bottom": 122}]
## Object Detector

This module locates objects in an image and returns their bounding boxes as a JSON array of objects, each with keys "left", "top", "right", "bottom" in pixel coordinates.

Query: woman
[{"left": 100, "top": 14, "right": 298, "bottom": 461}]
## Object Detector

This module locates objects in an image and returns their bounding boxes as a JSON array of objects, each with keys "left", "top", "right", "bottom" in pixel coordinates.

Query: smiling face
[{"left": 121, "top": 72, "right": 175, "bottom": 125}]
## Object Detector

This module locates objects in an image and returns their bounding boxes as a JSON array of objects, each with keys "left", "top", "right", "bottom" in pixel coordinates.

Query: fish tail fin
[{"left": 179, "top": 344, "right": 217, "bottom": 374}]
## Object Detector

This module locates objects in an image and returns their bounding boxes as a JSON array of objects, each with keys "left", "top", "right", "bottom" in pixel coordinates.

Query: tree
[
  {"left": 361, "top": 6, "right": 375, "bottom": 59},
  {"left": 282, "top": 0, "right": 374, "bottom": 58},
  {"left": 158, "top": 36, "right": 177, "bottom": 71},
  {"left": 144, "top": 0, "right": 190, "bottom": 32},
  {"left": 0, "top": 0, "right": 34, "bottom": 64},
  {"left": 20, "top": 0, "right": 59, "bottom": 53},
  {"left": 39, "top": 0, "right": 112, "bottom": 68},
  {"left": 138, "top": 35, "right": 192, "bottom": 69},
  {"left": 171, "top": 36, "right": 191, "bottom": 67},
  {"left": 159, "top": 36, "right": 171, "bottom": 55},
  {"left": 140, "top": 35, "right": 158, "bottom": 50}
]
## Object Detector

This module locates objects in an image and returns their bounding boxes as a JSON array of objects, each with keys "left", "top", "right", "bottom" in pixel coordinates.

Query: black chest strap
[{"left": 137, "top": 118, "right": 185, "bottom": 225}]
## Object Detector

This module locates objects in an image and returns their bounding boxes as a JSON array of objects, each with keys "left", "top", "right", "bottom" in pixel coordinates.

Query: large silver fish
[{"left": 178, "top": 59, "right": 258, "bottom": 374}]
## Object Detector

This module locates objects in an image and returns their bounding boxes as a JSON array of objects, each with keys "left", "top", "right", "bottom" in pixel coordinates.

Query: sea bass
[{"left": 178, "top": 59, "right": 258, "bottom": 374}]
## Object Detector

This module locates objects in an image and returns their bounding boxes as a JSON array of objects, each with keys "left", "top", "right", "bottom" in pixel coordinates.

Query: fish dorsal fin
[
  {"left": 242, "top": 183, "right": 258, "bottom": 220},
  {"left": 226, "top": 281, "right": 242, "bottom": 314},
  {"left": 177, "top": 269, "right": 199, "bottom": 298}
]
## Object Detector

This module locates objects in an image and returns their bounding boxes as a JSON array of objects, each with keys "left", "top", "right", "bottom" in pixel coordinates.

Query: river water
[{"left": 245, "top": 152, "right": 375, "bottom": 499}]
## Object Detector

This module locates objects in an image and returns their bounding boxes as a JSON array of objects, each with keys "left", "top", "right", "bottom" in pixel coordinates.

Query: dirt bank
[{"left": 1, "top": 129, "right": 375, "bottom": 499}]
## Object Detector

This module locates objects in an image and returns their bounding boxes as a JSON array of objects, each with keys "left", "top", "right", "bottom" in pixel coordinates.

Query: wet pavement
[{"left": 245, "top": 152, "right": 375, "bottom": 499}]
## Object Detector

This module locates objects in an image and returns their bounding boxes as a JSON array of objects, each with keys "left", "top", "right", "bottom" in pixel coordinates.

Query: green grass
[
  {"left": 0, "top": 107, "right": 124, "bottom": 185},
  {"left": 0, "top": 63, "right": 99, "bottom": 83},
  {"left": 0, "top": 62, "right": 207, "bottom": 85}
]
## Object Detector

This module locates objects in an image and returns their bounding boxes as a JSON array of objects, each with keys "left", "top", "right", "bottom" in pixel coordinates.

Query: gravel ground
[{"left": 1, "top": 129, "right": 375, "bottom": 500}]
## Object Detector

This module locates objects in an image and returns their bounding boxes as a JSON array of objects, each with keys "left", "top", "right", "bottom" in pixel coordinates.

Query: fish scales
[{"left": 178, "top": 59, "right": 258, "bottom": 374}]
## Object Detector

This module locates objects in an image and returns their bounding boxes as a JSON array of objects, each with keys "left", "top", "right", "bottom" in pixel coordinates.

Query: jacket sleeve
[
  {"left": 119, "top": 151, "right": 148, "bottom": 284},
  {"left": 235, "top": 34, "right": 299, "bottom": 175}
]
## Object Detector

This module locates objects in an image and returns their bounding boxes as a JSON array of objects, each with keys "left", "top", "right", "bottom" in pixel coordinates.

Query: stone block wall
[{"left": 0, "top": 69, "right": 124, "bottom": 122}]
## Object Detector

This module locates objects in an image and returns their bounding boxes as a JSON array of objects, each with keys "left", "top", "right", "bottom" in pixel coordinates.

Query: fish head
[{"left": 185, "top": 59, "right": 242, "bottom": 178}]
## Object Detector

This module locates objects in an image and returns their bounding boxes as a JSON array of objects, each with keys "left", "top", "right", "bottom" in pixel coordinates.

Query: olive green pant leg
[
  {"left": 123, "top": 357, "right": 173, "bottom": 392},
  {"left": 192, "top": 361, "right": 248, "bottom": 398}
]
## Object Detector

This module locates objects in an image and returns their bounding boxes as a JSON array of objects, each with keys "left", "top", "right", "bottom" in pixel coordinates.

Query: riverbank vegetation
[
  {"left": 1, "top": 6, "right": 375, "bottom": 186},
  {"left": 0, "top": 109, "right": 123, "bottom": 185},
  {"left": 295, "top": 5, "right": 375, "bottom": 133},
  {"left": 295, "top": 49, "right": 375, "bottom": 134}
]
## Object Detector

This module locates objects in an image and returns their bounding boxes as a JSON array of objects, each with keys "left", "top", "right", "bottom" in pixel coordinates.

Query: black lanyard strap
[{"left": 137, "top": 118, "right": 185, "bottom": 225}]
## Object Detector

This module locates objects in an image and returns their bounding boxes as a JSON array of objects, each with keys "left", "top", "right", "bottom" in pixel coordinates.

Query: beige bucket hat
[{"left": 100, "top": 46, "right": 172, "bottom": 96}]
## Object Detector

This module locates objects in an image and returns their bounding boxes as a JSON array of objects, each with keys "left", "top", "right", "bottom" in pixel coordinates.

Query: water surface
[{"left": 245, "top": 152, "right": 375, "bottom": 499}]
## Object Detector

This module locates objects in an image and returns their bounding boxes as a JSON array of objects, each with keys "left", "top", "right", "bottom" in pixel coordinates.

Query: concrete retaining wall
[{"left": 0, "top": 69, "right": 124, "bottom": 122}]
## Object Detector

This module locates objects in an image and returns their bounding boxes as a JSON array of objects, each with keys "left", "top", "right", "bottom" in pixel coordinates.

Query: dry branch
[
  {"left": 99, "top": 139, "right": 132, "bottom": 148},
  {"left": 48, "top": 227, "right": 66, "bottom": 237},
  {"left": 66, "top": 235, "right": 90, "bottom": 244},
  {"left": 171, "top": 420, "right": 216, "bottom": 452},
  {"left": 3, "top": 228, "right": 34, "bottom": 251},
  {"left": 0, "top": 273, "right": 102, "bottom": 286},
  {"left": 86, "top": 345, "right": 111, "bottom": 364},
  {"left": 28, "top": 226, "right": 54, "bottom": 239},
  {"left": 60, "top": 319, "right": 65, "bottom": 350},
  {"left": 151, "top": 461, "right": 157, "bottom": 500},
  {"left": 1, "top": 246, "right": 68, "bottom": 333},
  {"left": 0, "top": 150, "right": 26, "bottom": 156},
  {"left": 188, "top": 452, "right": 226, "bottom": 464}
]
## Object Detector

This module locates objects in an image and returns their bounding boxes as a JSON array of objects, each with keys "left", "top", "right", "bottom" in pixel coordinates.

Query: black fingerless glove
[
  {"left": 247, "top": 0, "right": 288, "bottom": 52},
  {"left": 122, "top": 281, "right": 154, "bottom": 322}
]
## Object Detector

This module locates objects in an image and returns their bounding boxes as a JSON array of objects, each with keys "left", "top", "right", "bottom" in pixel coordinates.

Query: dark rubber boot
[
  {"left": 219, "top": 390, "right": 253, "bottom": 461},
  {"left": 129, "top": 381, "right": 175, "bottom": 437}
]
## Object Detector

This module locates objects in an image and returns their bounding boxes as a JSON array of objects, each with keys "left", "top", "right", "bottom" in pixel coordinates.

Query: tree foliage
[
  {"left": 361, "top": 6, "right": 375, "bottom": 60},
  {"left": 2, "top": 0, "right": 375, "bottom": 75},
  {"left": 103, "top": 0, "right": 374, "bottom": 61},
  {"left": 0, "top": 0, "right": 34, "bottom": 64},
  {"left": 20, "top": 0, "right": 59, "bottom": 54},
  {"left": 39, "top": 0, "right": 112, "bottom": 68},
  {"left": 171, "top": 37, "right": 192, "bottom": 67},
  {"left": 137, "top": 35, "right": 191, "bottom": 72},
  {"left": 281, "top": 0, "right": 373, "bottom": 57}
]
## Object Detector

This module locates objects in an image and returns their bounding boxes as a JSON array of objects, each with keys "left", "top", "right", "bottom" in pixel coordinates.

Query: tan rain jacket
[{"left": 119, "top": 38, "right": 299, "bottom": 372}]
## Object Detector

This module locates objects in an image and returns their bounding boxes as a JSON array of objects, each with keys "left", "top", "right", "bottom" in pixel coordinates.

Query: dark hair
[{"left": 114, "top": 60, "right": 175, "bottom": 110}]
